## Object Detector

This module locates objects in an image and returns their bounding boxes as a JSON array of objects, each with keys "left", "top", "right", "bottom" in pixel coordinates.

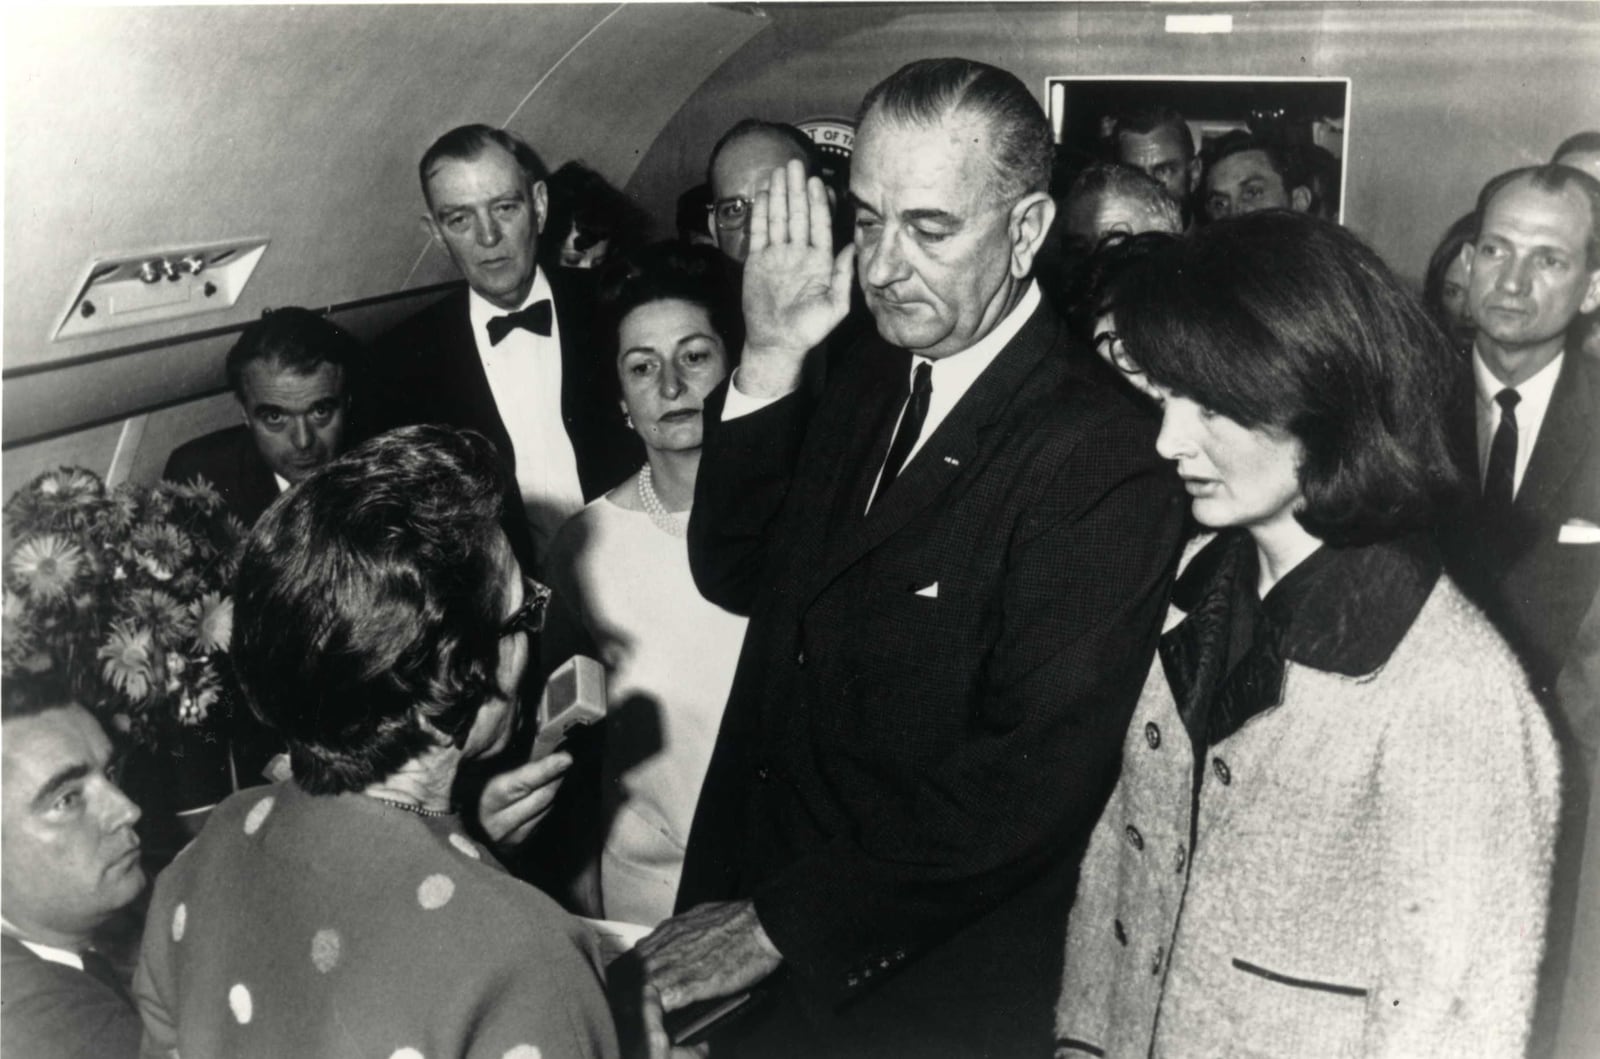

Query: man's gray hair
[
  {"left": 1067, "top": 163, "right": 1183, "bottom": 234},
  {"left": 857, "top": 57, "right": 1053, "bottom": 201}
]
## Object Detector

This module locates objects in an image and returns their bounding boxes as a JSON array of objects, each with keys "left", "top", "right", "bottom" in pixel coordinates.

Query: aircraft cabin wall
[
  {"left": 4, "top": 2, "right": 1598, "bottom": 508},
  {"left": 1, "top": 3, "right": 764, "bottom": 502}
]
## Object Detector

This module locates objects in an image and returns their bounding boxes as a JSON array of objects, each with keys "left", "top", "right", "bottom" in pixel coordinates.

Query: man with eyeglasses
[{"left": 706, "top": 119, "right": 821, "bottom": 265}]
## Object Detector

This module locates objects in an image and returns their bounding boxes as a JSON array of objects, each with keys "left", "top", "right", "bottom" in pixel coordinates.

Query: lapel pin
[{"left": 943, "top": 455, "right": 960, "bottom": 466}]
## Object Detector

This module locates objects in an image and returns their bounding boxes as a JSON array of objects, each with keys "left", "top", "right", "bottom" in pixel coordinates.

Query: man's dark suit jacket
[
  {"left": 162, "top": 424, "right": 278, "bottom": 527},
  {"left": 1439, "top": 352, "right": 1600, "bottom": 1059},
  {"left": 678, "top": 300, "right": 1188, "bottom": 1057},
  {"left": 1439, "top": 351, "right": 1600, "bottom": 704},
  {"left": 366, "top": 270, "right": 642, "bottom": 573},
  {"left": 0, "top": 935, "right": 140, "bottom": 1059}
]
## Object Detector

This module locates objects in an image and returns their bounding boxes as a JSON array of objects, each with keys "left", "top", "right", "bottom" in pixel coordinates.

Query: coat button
[
  {"left": 1113, "top": 919, "right": 1128, "bottom": 946},
  {"left": 1213, "top": 756, "right": 1232, "bottom": 785},
  {"left": 756, "top": 763, "right": 772, "bottom": 782},
  {"left": 1125, "top": 824, "right": 1144, "bottom": 851},
  {"left": 1150, "top": 945, "right": 1165, "bottom": 975},
  {"left": 846, "top": 973, "right": 860, "bottom": 987},
  {"left": 1174, "top": 843, "right": 1187, "bottom": 873},
  {"left": 1144, "top": 722, "right": 1161, "bottom": 749},
  {"left": 796, "top": 648, "right": 807, "bottom": 667}
]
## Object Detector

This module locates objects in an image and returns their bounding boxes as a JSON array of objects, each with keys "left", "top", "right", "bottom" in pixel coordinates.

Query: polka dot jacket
[{"left": 134, "top": 781, "right": 619, "bottom": 1059}]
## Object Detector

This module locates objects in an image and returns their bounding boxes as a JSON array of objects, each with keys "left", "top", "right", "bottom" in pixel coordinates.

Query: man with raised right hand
[{"left": 636, "top": 57, "right": 1186, "bottom": 1058}]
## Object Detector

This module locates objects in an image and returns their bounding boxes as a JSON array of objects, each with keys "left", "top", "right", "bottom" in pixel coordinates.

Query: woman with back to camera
[
  {"left": 134, "top": 426, "right": 617, "bottom": 1059},
  {"left": 540, "top": 242, "right": 747, "bottom": 927},
  {"left": 1054, "top": 211, "right": 1559, "bottom": 1058}
]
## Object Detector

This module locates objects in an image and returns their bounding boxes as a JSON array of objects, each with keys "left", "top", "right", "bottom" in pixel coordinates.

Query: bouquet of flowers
[{"left": 3, "top": 467, "right": 246, "bottom": 747}]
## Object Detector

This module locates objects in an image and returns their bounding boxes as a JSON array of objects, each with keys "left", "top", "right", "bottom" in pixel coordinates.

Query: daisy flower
[
  {"left": 191, "top": 593, "right": 234, "bottom": 653},
  {"left": 59, "top": 469, "right": 104, "bottom": 504},
  {"left": 169, "top": 476, "right": 225, "bottom": 514},
  {"left": 99, "top": 622, "right": 155, "bottom": 702},
  {"left": 122, "top": 588, "right": 188, "bottom": 643},
  {"left": 8, "top": 535, "right": 85, "bottom": 600}
]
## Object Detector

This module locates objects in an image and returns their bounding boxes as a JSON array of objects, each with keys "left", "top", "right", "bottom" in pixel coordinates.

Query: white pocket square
[
  {"left": 1559, "top": 519, "right": 1600, "bottom": 545},
  {"left": 913, "top": 582, "right": 940, "bottom": 598}
]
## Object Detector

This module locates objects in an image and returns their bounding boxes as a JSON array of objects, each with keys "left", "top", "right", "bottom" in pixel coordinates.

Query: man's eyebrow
[
  {"left": 31, "top": 763, "right": 90, "bottom": 811},
  {"left": 902, "top": 208, "right": 961, "bottom": 226},
  {"left": 250, "top": 403, "right": 286, "bottom": 417}
]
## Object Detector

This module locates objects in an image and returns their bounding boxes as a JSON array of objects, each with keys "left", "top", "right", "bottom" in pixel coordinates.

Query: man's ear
[
  {"left": 708, "top": 209, "right": 723, "bottom": 247},
  {"left": 422, "top": 211, "right": 445, "bottom": 251},
  {"left": 1459, "top": 241, "right": 1477, "bottom": 278},
  {"left": 1186, "top": 157, "right": 1201, "bottom": 195},
  {"left": 532, "top": 180, "right": 549, "bottom": 235},
  {"left": 1580, "top": 266, "right": 1600, "bottom": 315},
  {"left": 1009, "top": 191, "right": 1057, "bottom": 279},
  {"left": 1290, "top": 185, "right": 1314, "bottom": 214}
]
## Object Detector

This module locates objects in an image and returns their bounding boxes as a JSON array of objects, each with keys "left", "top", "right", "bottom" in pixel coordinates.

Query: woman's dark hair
[
  {"left": 596, "top": 241, "right": 738, "bottom": 399},
  {"left": 1117, "top": 210, "right": 1464, "bottom": 547},
  {"left": 539, "top": 160, "right": 653, "bottom": 269},
  {"left": 1064, "top": 230, "right": 1181, "bottom": 344},
  {"left": 232, "top": 426, "right": 511, "bottom": 795},
  {"left": 1422, "top": 212, "right": 1477, "bottom": 340}
]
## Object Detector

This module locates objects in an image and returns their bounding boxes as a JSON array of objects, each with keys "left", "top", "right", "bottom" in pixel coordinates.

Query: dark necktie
[
  {"left": 1482, "top": 387, "right": 1521, "bottom": 517},
  {"left": 485, "top": 299, "right": 553, "bottom": 346},
  {"left": 873, "top": 362, "right": 933, "bottom": 508},
  {"left": 80, "top": 949, "right": 133, "bottom": 1007}
]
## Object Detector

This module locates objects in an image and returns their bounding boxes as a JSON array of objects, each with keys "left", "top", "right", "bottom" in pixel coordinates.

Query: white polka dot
[
  {"left": 310, "top": 928, "right": 341, "bottom": 973},
  {"left": 171, "top": 903, "right": 187, "bottom": 942},
  {"left": 228, "top": 983, "right": 253, "bottom": 1024},
  {"left": 243, "top": 796, "right": 275, "bottom": 835},
  {"left": 448, "top": 833, "right": 481, "bottom": 860},
  {"left": 389, "top": 1049, "right": 425, "bottom": 1059},
  {"left": 417, "top": 873, "right": 455, "bottom": 910},
  {"left": 502, "top": 1047, "right": 542, "bottom": 1059}
]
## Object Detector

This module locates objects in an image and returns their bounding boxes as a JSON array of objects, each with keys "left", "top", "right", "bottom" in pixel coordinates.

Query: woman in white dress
[{"left": 542, "top": 243, "right": 747, "bottom": 926}]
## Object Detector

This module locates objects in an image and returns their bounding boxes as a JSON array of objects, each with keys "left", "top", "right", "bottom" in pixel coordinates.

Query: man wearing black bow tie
[{"left": 370, "top": 124, "right": 641, "bottom": 572}]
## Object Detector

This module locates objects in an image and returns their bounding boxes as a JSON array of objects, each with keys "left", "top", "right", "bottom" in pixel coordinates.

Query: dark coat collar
[{"left": 1161, "top": 529, "right": 1441, "bottom": 750}]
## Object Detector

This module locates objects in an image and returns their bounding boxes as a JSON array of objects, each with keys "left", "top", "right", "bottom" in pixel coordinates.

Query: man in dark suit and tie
[
  {"left": 369, "top": 124, "right": 641, "bottom": 574},
  {"left": 1440, "top": 162, "right": 1600, "bottom": 1059},
  {"left": 1440, "top": 164, "right": 1600, "bottom": 714},
  {"left": 164, "top": 307, "right": 362, "bottom": 526},
  {"left": 636, "top": 59, "right": 1187, "bottom": 1057},
  {"left": 2, "top": 673, "right": 145, "bottom": 1058}
]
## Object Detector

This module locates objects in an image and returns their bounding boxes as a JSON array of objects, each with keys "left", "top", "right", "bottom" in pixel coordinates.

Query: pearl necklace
[
  {"left": 367, "top": 795, "right": 453, "bottom": 818},
  {"left": 637, "top": 463, "right": 688, "bottom": 539}
]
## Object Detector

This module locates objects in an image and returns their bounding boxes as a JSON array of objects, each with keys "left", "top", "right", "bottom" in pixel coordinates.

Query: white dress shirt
[
  {"left": 723, "top": 283, "right": 1043, "bottom": 496},
  {"left": 1472, "top": 347, "right": 1564, "bottom": 499},
  {"left": 1, "top": 916, "right": 84, "bottom": 971},
  {"left": 468, "top": 268, "right": 586, "bottom": 554}
]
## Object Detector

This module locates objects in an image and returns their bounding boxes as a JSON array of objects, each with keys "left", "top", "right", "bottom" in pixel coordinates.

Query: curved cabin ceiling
[{"left": 3, "top": 2, "right": 1598, "bottom": 486}]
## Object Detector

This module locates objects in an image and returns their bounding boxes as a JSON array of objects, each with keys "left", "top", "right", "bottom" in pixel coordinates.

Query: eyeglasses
[
  {"left": 499, "top": 576, "right": 550, "bottom": 639},
  {"left": 1093, "top": 330, "right": 1143, "bottom": 379},
  {"left": 706, "top": 196, "right": 754, "bottom": 232}
]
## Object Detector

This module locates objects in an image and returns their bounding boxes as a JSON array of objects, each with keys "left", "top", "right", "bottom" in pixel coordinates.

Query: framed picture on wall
[{"left": 1044, "top": 75, "right": 1351, "bottom": 224}]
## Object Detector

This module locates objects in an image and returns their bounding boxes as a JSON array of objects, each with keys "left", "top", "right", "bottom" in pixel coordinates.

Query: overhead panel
[{"left": 53, "top": 238, "right": 268, "bottom": 340}]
